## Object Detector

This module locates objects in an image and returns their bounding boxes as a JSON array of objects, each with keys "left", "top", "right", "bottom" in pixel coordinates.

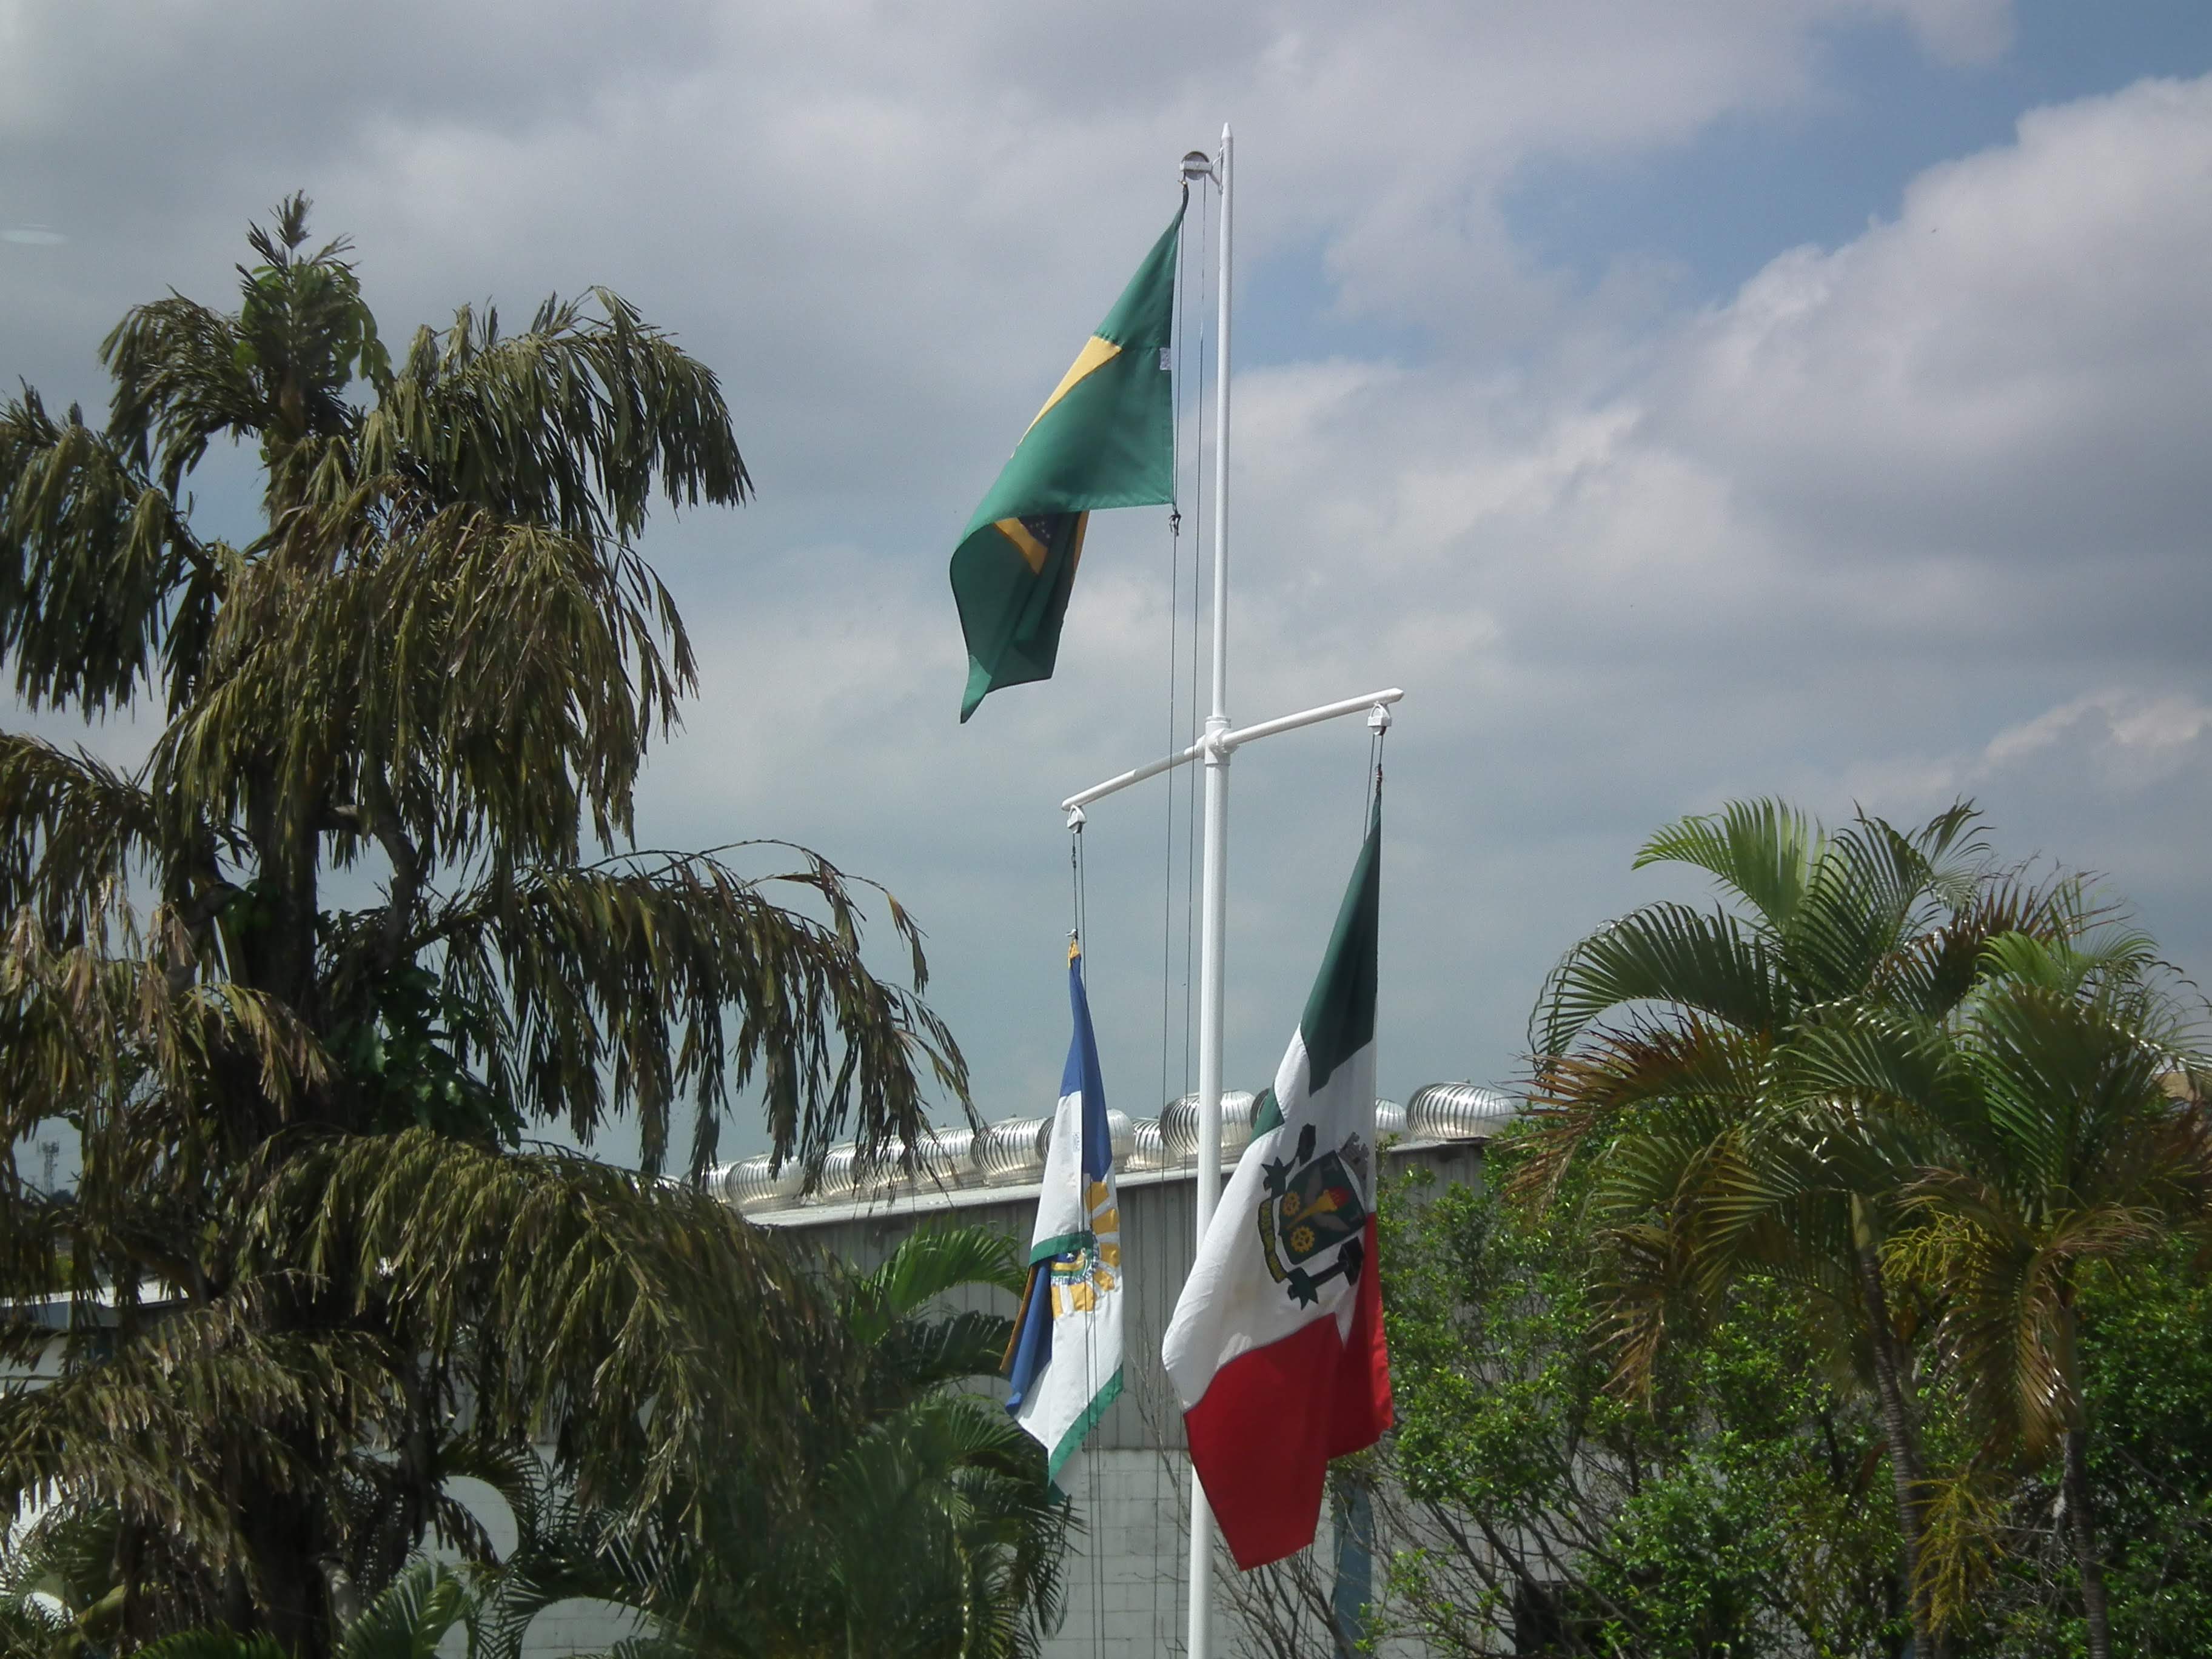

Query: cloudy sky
[{"left": 7, "top": 1, "right": 2212, "bottom": 1165}]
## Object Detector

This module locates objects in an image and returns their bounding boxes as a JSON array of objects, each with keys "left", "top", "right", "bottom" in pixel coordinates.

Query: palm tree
[
  {"left": 829, "top": 1229, "right": 1069, "bottom": 1659},
  {"left": 660, "top": 1224, "right": 1071, "bottom": 1659},
  {"left": 1521, "top": 799, "right": 2075, "bottom": 1655},
  {"left": 465, "top": 1224, "right": 1070, "bottom": 1659},
  {"left": 132, "top": 1559, "right": 479, "bottom": 1659},
  {"left": 0, "top": 1503, "right": 136, "bottom": 1659},
  {"left": 0, "top": 196, "right": 967, "bottom": 1655},
  {"left": 1884, "top": 930, "right": 2212, "bottom": 1657}
]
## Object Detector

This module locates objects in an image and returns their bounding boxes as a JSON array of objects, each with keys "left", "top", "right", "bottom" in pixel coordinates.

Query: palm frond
[
  {"left": 1517, "top": 1014, "right": 1763, "bottom": 1207},
  {"left": 1531, "top": 903, "right": 1784, "bottom": 1058},
  {"left": 363, "top": 287, "right": 748, "bottom": 545},
  {"left": 0, "top": 915, "right": 329, "bottom": 1155},
  {"left": 1789, "top": 812, "right": 1941, "bottom": 1003},
  {"left": 1780, "top": 1008, "right": 1976, "bottom": 1188},
  {"left": 100, "top": 295, "right": 266, "bottom": 497},
  {"left": 0, "top": 734, "right": 230, "bottom": 942},
  {"left": 1633, "top": 797, "right": 1820, "bottom": 932},
  {"left": 156, "top": 501, "right": 690, "bottom": 876},
  {"left": 876, "top": 1309, "right": 1020, "bottom": 1399},
  {"left": 816, "top": 1392, "right": 1071, "bottom": 1659},
  {"left": 843, "top": 1224, "right": 1024, "bottom": 1340},
  {"left": 1874, "top": 868, "right": 2082, "bottom": 1019},
  {"left": 333, "top": 1561, "right": 474, "bottom": 1659},
  {"left": 437, "top": 1440, "right": 665, "bottom": 1659},
  {"left": 431, "top": 850, "right": 967, "bottom": 1178},
  {"left": 131, "top": 1630, "right": 289, "bottom": 1659},
  {"left": 0, "top": 389, "right": 212, "bottom": 712},
  {"left": 0, "top": 1299, "right": 394, "bottom": 1583},
  {"left": 1913, "top": 1461, "right": 2008, "bottom": 1635},
  {"left": 246, "top": 1130, "right": 845, "bottom": 1523}
]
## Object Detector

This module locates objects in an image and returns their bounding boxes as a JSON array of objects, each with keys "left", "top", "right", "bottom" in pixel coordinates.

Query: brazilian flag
[{"left": 951, "top": 203, "right": 1184, "bottom": 722}]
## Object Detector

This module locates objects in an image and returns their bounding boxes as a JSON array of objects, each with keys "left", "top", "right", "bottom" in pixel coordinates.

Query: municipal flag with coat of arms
[
  {"left": 1161, "top": 799, "right": 1393, "bottom": 1569},
  {"left": 1002, "top": 939, "right": 1124, "bottom": 1487}
]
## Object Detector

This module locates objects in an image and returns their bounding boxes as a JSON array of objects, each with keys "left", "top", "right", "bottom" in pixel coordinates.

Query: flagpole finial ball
[{"left": 1180, "top": 150, "right": 1216, "bottom": 183}]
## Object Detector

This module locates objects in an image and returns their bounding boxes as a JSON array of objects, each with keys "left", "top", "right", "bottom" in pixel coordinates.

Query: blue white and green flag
[
  {"left": 1002, "top": 940, "right": 1124, "bottom": 1487},
  {"left": 950, "top": 204, "right": 1183, "bottom": 722}
]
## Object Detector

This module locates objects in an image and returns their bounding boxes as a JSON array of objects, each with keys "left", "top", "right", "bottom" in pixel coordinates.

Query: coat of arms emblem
[
  {"left": 1256, "top": 1122, "right": 1370, "bottom": 1307},
  {"left": 1048, "top": 1178, "right": 1122, "bottom": 1318}
]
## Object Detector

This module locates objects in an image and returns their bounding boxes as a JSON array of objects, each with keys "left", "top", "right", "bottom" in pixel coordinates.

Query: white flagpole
[
  {"left": 1059, "top": 131, "right": 1403, "bottom": 1659},
  {"left": 1187, "top": 118, "right": 1231, "bottom": 1659}
]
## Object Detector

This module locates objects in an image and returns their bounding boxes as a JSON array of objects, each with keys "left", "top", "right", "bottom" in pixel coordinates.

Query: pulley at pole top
[{"left": 1180, "top": 149, "right": 1217, "bottom": 184}]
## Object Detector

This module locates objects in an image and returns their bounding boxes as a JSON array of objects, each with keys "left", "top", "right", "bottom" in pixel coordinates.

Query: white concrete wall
[
  {"left": 1047, "top": 1448, "right": 1192, "bottom": 1658},
  {"left": 1042, "top": 1449, "right": 1424, "bottom": 1659}
]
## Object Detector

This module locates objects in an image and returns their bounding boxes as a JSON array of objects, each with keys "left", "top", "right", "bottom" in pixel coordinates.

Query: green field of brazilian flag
[{"left": 949, "top": 204, "right": 1184, "bottom": 721}]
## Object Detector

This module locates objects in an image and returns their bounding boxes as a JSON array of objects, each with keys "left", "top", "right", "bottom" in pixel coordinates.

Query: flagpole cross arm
[
  {"left": 1057, "top": 686, "right": 1405, "bottom": 814},
  {"left": 1215, "top": 686, "right": 1403, "bottom": 758}
]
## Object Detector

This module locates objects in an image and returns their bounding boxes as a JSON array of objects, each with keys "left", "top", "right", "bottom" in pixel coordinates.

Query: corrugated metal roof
[{"left": 716, "top": 1084, "right": 1518, "bottom": 1225}]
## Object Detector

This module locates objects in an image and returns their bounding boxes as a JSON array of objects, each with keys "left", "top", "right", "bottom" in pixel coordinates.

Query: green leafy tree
[
  {"left": 0, "top": 196, "right": 965, "bottom": 1655},
  {"left": 1521, "top": 800, "right": 2075, "bottom": 1654},
  {"left": 1972, "top": 1238, "right": 2212, "bottom": 1655},
  {"left": 1375, "top": 1152, "right": 2212, "bottom": 1657},
  {"left": 1378, "top": 1159, "right": 1904, "bottom": 1658}
]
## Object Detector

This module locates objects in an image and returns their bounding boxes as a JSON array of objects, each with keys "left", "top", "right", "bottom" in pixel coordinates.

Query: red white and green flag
[{"left": 1161, "top": 802, "right": 1393, "bottom": 1569}]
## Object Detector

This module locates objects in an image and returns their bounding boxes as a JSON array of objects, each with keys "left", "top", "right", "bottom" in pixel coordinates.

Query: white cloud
[
  {"left": 1210, "top": 69, "right": 2212, "bottom": 1102},
  {"left": 10, "top": 4, "right": 2212, "bottom": 1159},
  {"left": 1661, "top": 76, "right": 2212, "bottom": 567},
  {"left": 1985, "top": 690, "right": 2212, "bottom": 782}
]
